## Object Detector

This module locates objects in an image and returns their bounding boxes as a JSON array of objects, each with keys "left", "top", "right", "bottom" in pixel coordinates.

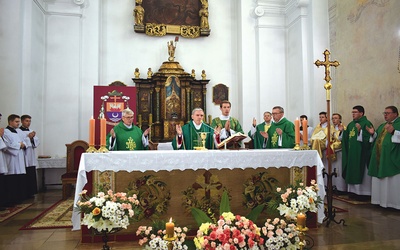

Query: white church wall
[
  {"left": 254, "top": 1, "right": 287, "bottom": 122},
  {"left": 44, "top": 13, "right": 82, "bottom": 155},
  {"left": 0, "top": 0, "right": 24, "bottom": 117},
  {"left": 22, "top": 1, "right": 46, "bottom": 154},
  {"left": 235, "top": 1, "right": 258, "bottom": 134}
]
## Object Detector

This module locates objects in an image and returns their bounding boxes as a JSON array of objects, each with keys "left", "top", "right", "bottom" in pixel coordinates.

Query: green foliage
[
  {"left": 246, "top": 204, "right": 265, "bottom": 222},
  {"left": 219, "top": 190, "right": 230, "bottom": 215},
  {"left": 191, "top": 207, "right": 213, "bottom": 227}
]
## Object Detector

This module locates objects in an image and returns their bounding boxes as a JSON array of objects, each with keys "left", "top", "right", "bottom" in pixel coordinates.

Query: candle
[
  {"left": 166, "top": 218, "right": 174, "bottom": 238},
  {"left": 295, "top": 118, "right": 300, "bottom": 145},
  {"left": 100, "top": 118, "right": 106, "bottom": 146},
  {"left": 302, "top": 118, "right": 308, "bottom": 145},
  {"left": 89, "top": 116, "right": 95, "bottom": 146},
  {"left": 297, "top": 212, "right": 306, "bottom": 227},
  {"left": 149, "top": 114, "right": 153, "bottom": 125}
]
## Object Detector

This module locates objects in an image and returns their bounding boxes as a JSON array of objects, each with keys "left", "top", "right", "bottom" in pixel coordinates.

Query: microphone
[{"left": 201, "top": 122, "right": 216, "bottom": 131}]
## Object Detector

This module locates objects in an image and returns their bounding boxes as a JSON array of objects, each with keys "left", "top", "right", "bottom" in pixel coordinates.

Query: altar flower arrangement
[
  {"left": 194, "top": 212, "right": 263, "bottom": 250},
  {"left": 76, "top": 189, "right": 141, "bottom": 232},
  {"left": 268, "top": 180, "right": 322, "bottom": 220},
  {"left": 136, "top": 222, "right": 189, "bottom": 250},
  {"left": 259, "top": 218, "right": 301, "bottom": 250}
]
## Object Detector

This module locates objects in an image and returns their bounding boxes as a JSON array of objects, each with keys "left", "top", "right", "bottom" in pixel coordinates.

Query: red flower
[{"left": 209, "top": 231, "right": 217, "bottom": 241}]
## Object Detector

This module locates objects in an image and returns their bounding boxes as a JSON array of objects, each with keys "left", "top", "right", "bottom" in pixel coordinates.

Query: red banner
[{"left": 93, "top": 86, "right": 136, "bottom": 146}]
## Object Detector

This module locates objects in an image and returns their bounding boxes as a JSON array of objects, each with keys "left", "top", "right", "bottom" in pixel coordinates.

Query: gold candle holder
[
  {"left": 300, "top": 144, "right": 310, "bottom": 150},
  {"left": 86, "top": 145, "right": 97, "bottom": 153},
  {"left": 163, "top": 235, "right": 176, "bottom": 250},
  {"left": 294, "top": 143, "right": 301, "bottom": 150},
  {"left": 97, "top": 145, "right": 109, "bottom": 153},
  {"left": 296, "top": 212, "right": 308, "bottom": 250},
  {"left": 296, "top": 225, "right": 308, "bottom": 250}
]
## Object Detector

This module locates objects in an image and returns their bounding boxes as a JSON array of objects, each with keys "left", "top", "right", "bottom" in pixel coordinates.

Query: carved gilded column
[
  {"left": 155, "top": 87, "right": 160, "bottom": 123},
  {"left": 186, "top": 87, "right": 191, "bottom": 122}
]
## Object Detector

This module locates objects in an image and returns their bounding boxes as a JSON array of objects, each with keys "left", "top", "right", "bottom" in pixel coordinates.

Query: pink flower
[{"left": 276, "top": 228, "right": 283, "bottom": 235}]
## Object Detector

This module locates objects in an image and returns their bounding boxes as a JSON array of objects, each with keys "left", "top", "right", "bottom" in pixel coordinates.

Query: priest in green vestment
[
  {"left": 172, "top": 108, "right": 216, "bottom": 150},
  {"left": 368, "top": 106, "right": 400, "bottom": 178},
  {"left": 211, "top": 100, "right": 244, "bottom": 145},
  {"left": 341, "top": 105, "right": 374, "bottom": 185},
  {"left": 248, "top": 111, "right": 271, "bottom": 149},
  {"left": 106, "top": 108, "right": 150, "bottom": 151},
  {"left": 368, "top": 106, "right": 400, "bottom": 209},
  {"left": 266, "top": 106, "right": 295, "bottom": 149}
]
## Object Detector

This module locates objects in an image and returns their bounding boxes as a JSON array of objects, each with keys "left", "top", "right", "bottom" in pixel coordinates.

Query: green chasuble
[
  {"left": 266, "top": 118, "right": 295, "bottom": 149},
  {"left": 106, "top": 122, "right": 147, "bottom": 151},
  {"left": 248, "top": 122, "right": 270, "bottom": 149},
  {"left": 172, "top": 121, "right": 215, "bottom": 150},
  {"left": 368, "top": 117, "right": 400, "bottom": 178},
  {"left": 341, "top": 116, "right": 373, "bottom": 184},
  {"left": 211, "top": 117, "right": 244, "bottom": 134}
]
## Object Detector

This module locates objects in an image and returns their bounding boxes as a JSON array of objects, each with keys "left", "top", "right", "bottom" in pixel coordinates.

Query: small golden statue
[
  {"left": 134, "top": 0, "right": 144, "bottom": 26},
  {"left": 167, "top": 37, "right": 179, "bottom": 62},
  {"left": 147, "top": 68, "right": 153, "bottom": 78},
  {"left": 201, "top": 70, "right": 206, "bottom": 80},
  {"left": 191, "top": 69, "right": 196, "bottom": 78},
  {"left": 199, "top": 0, "right": 209, "bottom": 30},
  {"left": 134, "top": 68, "right": 140, "bottom": 78}
]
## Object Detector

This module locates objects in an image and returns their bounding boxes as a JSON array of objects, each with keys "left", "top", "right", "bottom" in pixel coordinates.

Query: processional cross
[
  {"left": 314, "top": 49, "right": 344, "bottom": 227},
  {"left": 315, "top": 49, "right": 340, "bottom": 101}
]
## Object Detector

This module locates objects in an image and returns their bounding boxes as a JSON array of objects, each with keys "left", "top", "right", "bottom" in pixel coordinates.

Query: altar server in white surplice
[
  {"left": 0, "top": 113, "right": 8, "bottom": 209},
  {"left": 3, "top": 114, "right": 27, "bottom": 204},
  {"left": 17, "top": 114, "right": 39, "bottom": 197}
]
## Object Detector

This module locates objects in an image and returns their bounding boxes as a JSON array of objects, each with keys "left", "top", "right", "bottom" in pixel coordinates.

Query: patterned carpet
[
  {"left": 20, "top": 199, "right": 73, "bottom": 230},
  {"left": 333, "top": 194, "right": 371, "bottom": 205},
  {"left": 0, "top": 203, "right": 33, "bottom": 222}
]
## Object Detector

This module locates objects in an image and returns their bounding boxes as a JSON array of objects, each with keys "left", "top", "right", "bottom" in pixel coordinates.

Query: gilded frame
[
  {"left": 133, "top": 0, "right": 210, "bottom": 38},
  {"left": 212, "top": 83, "right": 229, "bottom": 105}
]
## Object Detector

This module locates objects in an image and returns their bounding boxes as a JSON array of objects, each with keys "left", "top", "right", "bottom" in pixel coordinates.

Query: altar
[{"left": 72, "top": 149, "right": 326, "bottom": 235}]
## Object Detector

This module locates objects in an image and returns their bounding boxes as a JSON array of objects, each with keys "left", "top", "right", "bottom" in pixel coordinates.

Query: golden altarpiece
[{"left": 132, "top": 54, "right": 209, "bottom": 142}]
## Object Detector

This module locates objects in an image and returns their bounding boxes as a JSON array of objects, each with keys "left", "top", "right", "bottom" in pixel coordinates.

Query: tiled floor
[{"left": 0, "top": 187, "right": 400, "bottom": 249}]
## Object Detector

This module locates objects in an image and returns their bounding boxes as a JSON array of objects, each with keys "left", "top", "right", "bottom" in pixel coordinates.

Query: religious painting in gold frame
[
  {"left": 133, "top": 0, "right": 211, "bottom": 38},
  {"left": 212, "top": 83, "right": 229, "bottom": 105}
]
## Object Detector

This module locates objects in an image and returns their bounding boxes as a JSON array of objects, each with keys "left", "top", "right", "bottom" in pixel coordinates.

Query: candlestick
[
  {"left": 149, "top": 114, "right": 153, "bottom": 125},
  {"left": 295, "top": 118, "right": 300, "bottom": 145},
  {"left": 86, "top": 116, "right": 97, "bottom": 153},
  {"left": 100, "top": 118, "right": 106, "bottom": 146},
  {"left": 166, "top": 218, "right": 174, "bottom": 238},
  {"left": 302, "top": 119, "right": 308, "bottom": 145},
  {"left": 89, "top": 116, "right": 95, "bottom": 145}
]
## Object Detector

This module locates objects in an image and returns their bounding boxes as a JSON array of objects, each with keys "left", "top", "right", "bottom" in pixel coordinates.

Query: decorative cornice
[
  {"left": 253, "top": 0, "right": 310, "bottom": 18},
  {"left": 73, "top": 0, "right": 85, "bottom": 6},
  {"left": 34, "top": 0, "right": 84, "bottom": 17}
]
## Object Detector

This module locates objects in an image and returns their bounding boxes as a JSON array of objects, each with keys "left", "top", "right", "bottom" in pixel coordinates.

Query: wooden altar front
[
  {"left": 133, "top": 60, "right": 209, "bottom": 142},
  {"left": 72, "top": 149, "right": 325, "bottom": 243}
]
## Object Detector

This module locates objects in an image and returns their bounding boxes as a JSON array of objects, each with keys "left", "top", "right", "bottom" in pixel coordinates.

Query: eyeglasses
[
  {"left": 123, "top": 116, "right": 134, "bottom": 119},
  {"left": 383, "top": 112, "right": 393, "bottom": 115},
  {"left": 271, "top": 112, "right": 282, "bottom": 115}
]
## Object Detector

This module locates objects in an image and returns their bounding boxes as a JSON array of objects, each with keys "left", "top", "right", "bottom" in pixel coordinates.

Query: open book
[{"left": 217, "top": 132, "right": 247, "bottom": 149}]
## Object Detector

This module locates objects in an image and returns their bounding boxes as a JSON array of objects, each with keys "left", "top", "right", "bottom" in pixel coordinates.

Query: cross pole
[{"left": 314, "top": 49, "right": 345, "bottom": 227}]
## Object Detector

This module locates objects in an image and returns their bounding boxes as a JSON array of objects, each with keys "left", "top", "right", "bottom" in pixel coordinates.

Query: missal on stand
[{"left": 217, "top": 132, "right": 247, "bottom": 149}]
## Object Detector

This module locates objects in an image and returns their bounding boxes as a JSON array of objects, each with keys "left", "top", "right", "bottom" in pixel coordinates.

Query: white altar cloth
[{"left": 72, "top": 149, "right": 326, "bottom": 230}]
